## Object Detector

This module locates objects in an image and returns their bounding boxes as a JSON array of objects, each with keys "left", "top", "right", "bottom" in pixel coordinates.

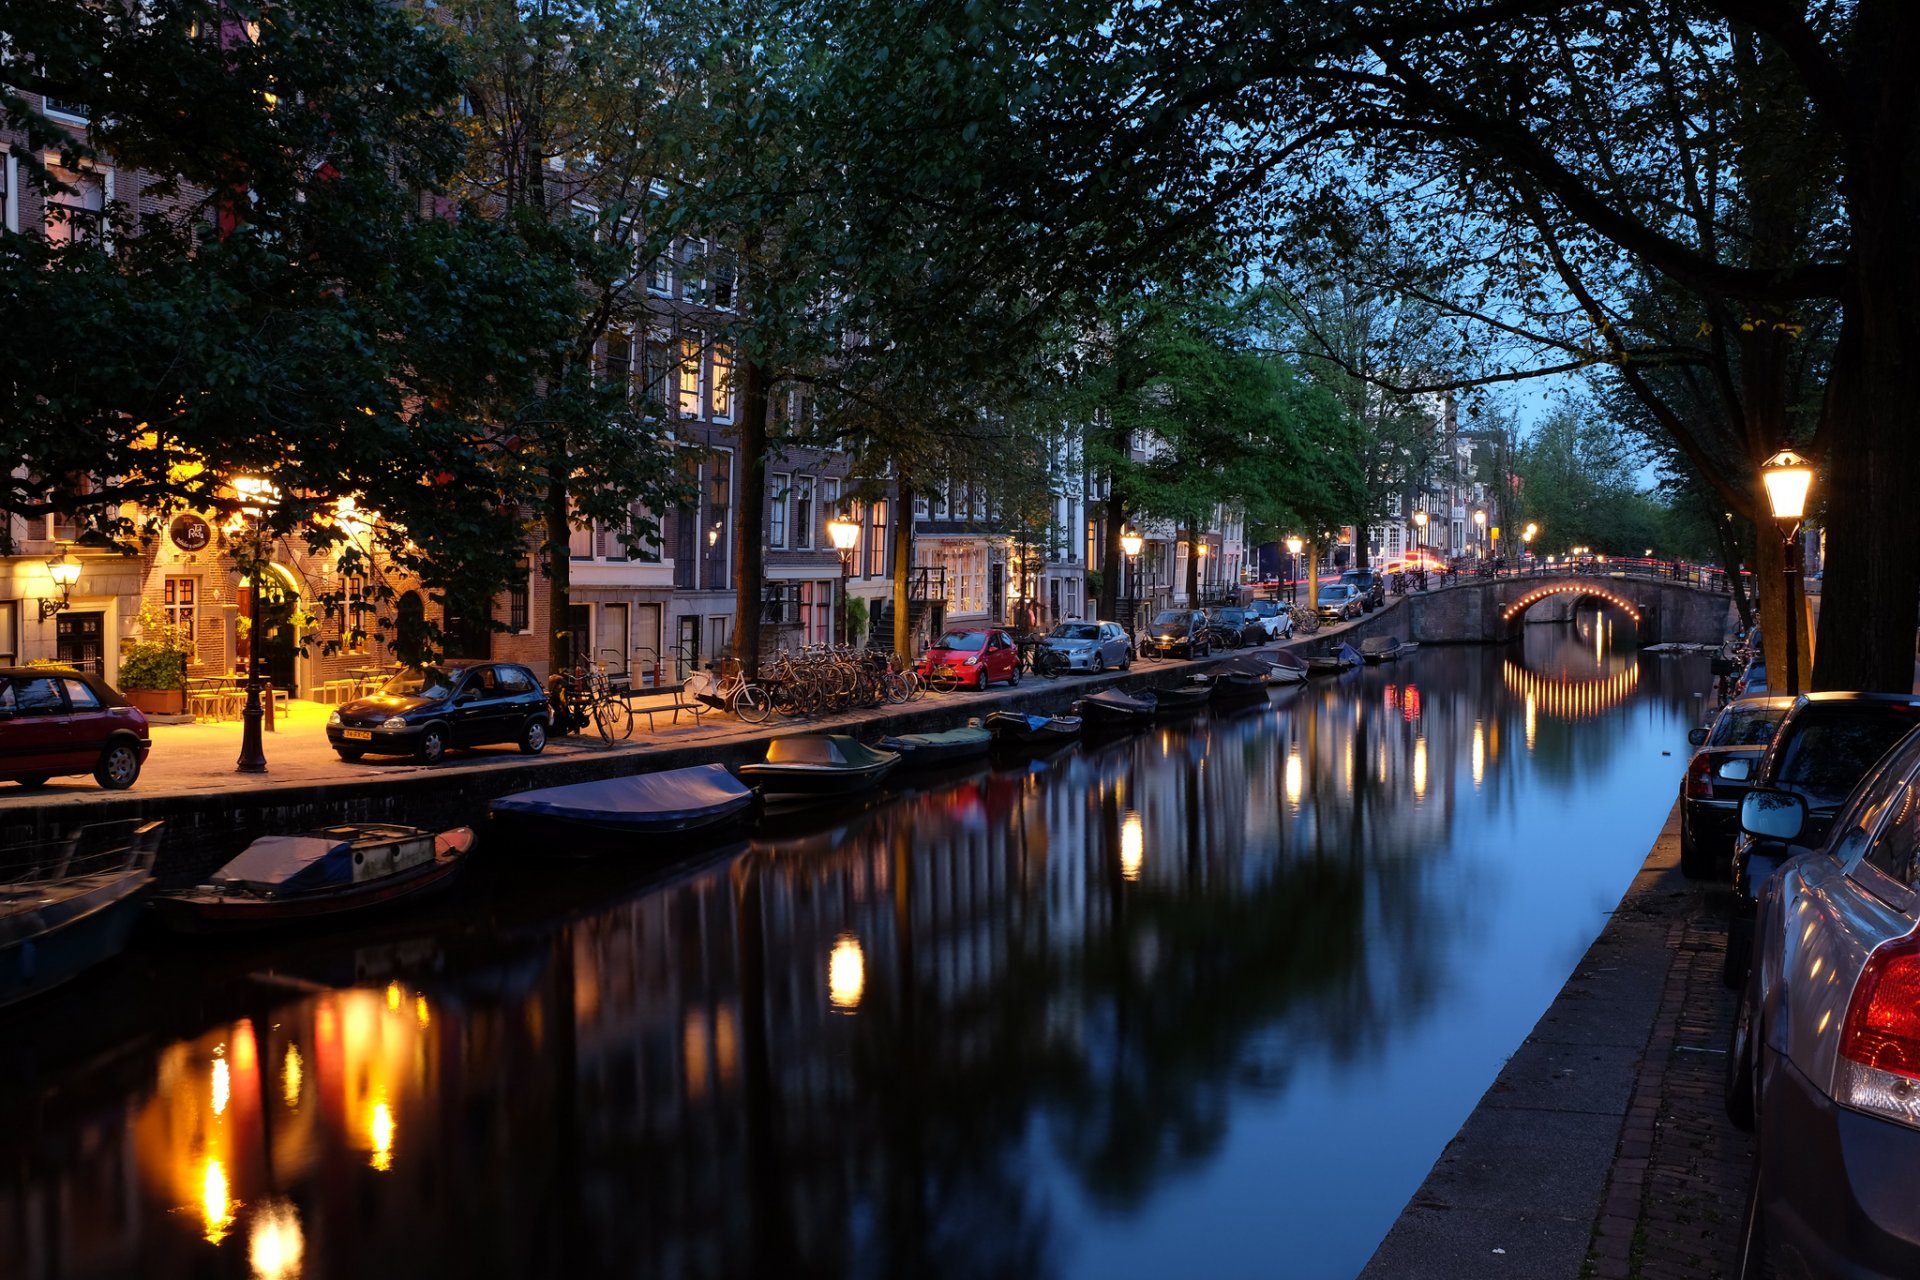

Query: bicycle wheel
[
  {"left": 590, "top": 698, "right": 613, "bottom": 744},
  {"left": 882, "top": 671, "right": 910, "bottom": 703},
  {"left": 602, "top": 697, "right": 633, "bottom": 740},
  {"left": 734, "top": 684, "right": 773, "bottom": 723}
]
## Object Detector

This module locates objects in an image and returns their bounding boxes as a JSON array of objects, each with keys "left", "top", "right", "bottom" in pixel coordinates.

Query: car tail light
[
  {"left": 1684, "top": 753, "right": 1716, "bottom": 799},
  {"left": 1836, "top": 934, "right": 1920, "bottom": 1127}
]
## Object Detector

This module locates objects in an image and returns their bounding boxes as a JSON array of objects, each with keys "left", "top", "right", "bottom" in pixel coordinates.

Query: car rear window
[
  {"left": 1775, "top": 708, "right": 1920, "bottom": 807},
  {"left": 1710, "top": 705, "right": 1786, "bottom": 747}
]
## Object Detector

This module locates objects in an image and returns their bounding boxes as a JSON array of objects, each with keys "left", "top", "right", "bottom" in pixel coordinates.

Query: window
[
  {"left": 1864, "top": 776, "right": 1920, "bottom": 886},
  {"left": 678, "top": 335, "right": 703, "bottom": 418},
  {"left": 646, "top": 250, "right": 672, "bottom": 295},
  {"left": 630, "top": 500, "right": 661, "bottom": 563},
  {"left": 507, "top": 561, "right": 530, "bottom": 632},
  {"left": 7, "top": 676, "right": 63, "bottom": 714},
  {"left": 45, "top": 166, "right": 105, "bottom": 246},
  {"left": 709, "top": 342, "right": 733, "bottom": 421},
  {"left": 603, "top": 331, "right": 632, "bottom": 399},
  {"left": 705, "top": 450, "right": 731, "bottom": 589},
  {"left": 679, "top": 238, "right": 705, "bottom": 300},
  {"left": 0, "top": 601, "right": 15, "bottom": 664},
  {"left": 793, "top": 476, "right": 815, "bottom": 551},
  {"left": 769, "top": 473, "right": 789, "bottom": 549},
  {"left": 497, "top": 666, "right": 534, "bottom": 696},
  {"left": 61, "top": 677, "right": 100, "bottom": 710},
  {"left": 164, "top": 576, "right": 196, "bottom": 638},
  {"left": 710, "top": 248, "right": 738, "bottom": 308},
  {"left": 867, "top": 499, "right": 888, "bottom": 578},
  {"left": 0, "top": 153, "right": 16, "bottom": 235},
  {"left": 642, "top": 333, "right": 672, "bottom": 417}
]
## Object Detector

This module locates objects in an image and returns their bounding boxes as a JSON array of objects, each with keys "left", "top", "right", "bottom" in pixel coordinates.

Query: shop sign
[{"left": 168, "top": 513, "right": 213, "bottom": 553}]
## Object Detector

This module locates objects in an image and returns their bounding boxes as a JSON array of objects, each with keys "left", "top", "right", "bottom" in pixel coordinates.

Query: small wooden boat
[
  {"left": 149, "top": 824, "right": 473, "bottom": 935},
  {"left": 879, "top": 726, "right": 994, "bottom": 769},
  {"left": 1306, "top": 642, "right": 1363, "bottom": 675},
  {"left": 985, "top": 711, "right": 1083, "bottom": 747},
  {"left": 1076, "top": 688, "right": 1157, "bottom": 730},
  {"left": 1209, "top": 667, "right": 1272, "bottom": 702},
  {"left": 2, "top": 822, "right": 161, "bottom": 1008},
  {"left": 1266, "top": 650, "right": 1309, "bottom": 685},
  {"left": 1360, "top": 636, "right": 1404, "bottom": 664},
  {"left": 490, "top": 764, "right": 755, "bottom": 834},
  {"left": 1152, "top": 684, "right": 1213, "bottom": 718},
  {"left": 737, "top": 734, "right": 901, "bottom": 797}
]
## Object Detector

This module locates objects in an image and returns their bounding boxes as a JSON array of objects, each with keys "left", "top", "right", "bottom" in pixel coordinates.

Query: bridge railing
[{"left": 1411, "top": 557, "right": 1744, "bottom": 594}]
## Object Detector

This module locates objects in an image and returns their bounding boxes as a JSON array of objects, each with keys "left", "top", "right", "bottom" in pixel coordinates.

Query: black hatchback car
[
  {"left": 1679, "top": 695, "right": 1793, "bottom": 879},
  {"left": 1142, "top": 610, "right": 1211, "bottom": 659},
  {"left": 327, "top": 661, "right": 550, "bottom": 763},
  {"left": 1722, "top": 692, "right": 1920, "bottom": 986}
]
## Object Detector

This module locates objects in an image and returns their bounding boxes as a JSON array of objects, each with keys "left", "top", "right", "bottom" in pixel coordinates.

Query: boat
[
  {"left": 1152, "top": 684, "right": 1213, "bottom": 718},
  {"left": 736, "top": 734, "right": 901, "bottom": 797},
  {"left": 2, "top": 821, "right": 161, "bottom": 1008},
  {"left": 878, "top": 725, "right": 994, "bottom": 769},
  {"left": 1209, "top": 666, "right": 1273, "bottom": 702},
  {"left": 1360, "top": 636, "right": 1404, "bottom": 664},
  {"left": 489, "top": 764, "right": 756, "bottom": 834},
  {"left": 149, "top": 823, "right": 474, "bottom": 935},
  {"left": 1074, "top": 688, "right": 1158, "bottom": 730},
  {"left": 1306, "top": 643, "right": 1364, "bottom": 676},
  {"left": 1266, "top": 650, "right": 1310, "bottom": 685},
  {"left": 985, "top": 710, "right": 1083, "bottom": 747}
]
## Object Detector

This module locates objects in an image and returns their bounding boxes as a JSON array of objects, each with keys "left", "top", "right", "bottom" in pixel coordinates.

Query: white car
[{"left": 1247, "top": 600, "right": 1294, "bottom": 639}]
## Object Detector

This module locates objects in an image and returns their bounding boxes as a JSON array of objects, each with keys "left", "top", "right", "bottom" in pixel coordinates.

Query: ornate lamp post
[
  {"left": 1410, "top": 511, "right": 1427, "bottom": 570},
  {"left": 39, "top": 550, "right": 80, "bottom": 621},
  {"left": 1473, "top": 508, "right": 1488, "bottom": 558},
  {"left": 826, "top": 516, "right": 860, "bottom": 645},
  {"left": 1119, "top": 528, "right": 1143, "bottom": 635},
  {"left": 1760, "top": 448, "right": 1814, "bottom": 697},
  {"left": 233, "top": 476, "right": 277, "bottom": 775},
  {"left": 1284, "top": 535, "right": 1304, "bottom": 605}
]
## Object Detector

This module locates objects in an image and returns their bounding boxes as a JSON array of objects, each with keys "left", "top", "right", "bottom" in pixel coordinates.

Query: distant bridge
[{"left": 1396, "top": 569, "right": 1734, "bottom": 645}]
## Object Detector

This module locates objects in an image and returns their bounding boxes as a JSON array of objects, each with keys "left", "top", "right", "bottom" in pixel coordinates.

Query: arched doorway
[{"left": 241, "top": 563, "right": 303, "bottom": 697}]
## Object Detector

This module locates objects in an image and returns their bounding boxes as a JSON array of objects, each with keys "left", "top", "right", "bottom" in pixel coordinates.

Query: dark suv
[
  {"left": 327, "top": 661, "right": 551, "bottom": 763},
  {"left": 0, "top": 667, "right": 151, "bottom": 790},
  {"left": 1339, "top": 569, "right": 1385, "bottom": 611},
  {"left": 1722, "top": 692, "right": 1920, "bottom": 987},
  {"left": 1142, "top": 610, "right": 1211, "bottom": 660}
]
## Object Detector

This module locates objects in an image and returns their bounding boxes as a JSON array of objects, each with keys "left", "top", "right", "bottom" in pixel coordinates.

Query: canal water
[{"left": 1, "top": 613, "right": 1707, "bottom": 1280}]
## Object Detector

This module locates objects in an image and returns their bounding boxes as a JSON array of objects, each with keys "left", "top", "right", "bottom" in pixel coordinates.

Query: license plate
[
  {"left": 938, "top": 666, "right": 955, "bottom": 677},
  {"left": 343, "top": 729, "right": 373, "bottom": 741}
]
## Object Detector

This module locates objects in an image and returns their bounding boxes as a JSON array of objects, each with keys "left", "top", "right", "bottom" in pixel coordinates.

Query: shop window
[
  {"left": 867, "top": 500, "right": 887, "bottom": 578},
  {"left": 164, "top": 576, "right": 196, "bottom": 638}
]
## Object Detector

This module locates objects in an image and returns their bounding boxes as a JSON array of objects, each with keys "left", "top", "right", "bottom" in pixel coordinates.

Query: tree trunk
[
  {"left": 1308, "top": 539, "right": 1323, "bottom": 611},
  {"left": 892, "top": 473, "right": 915, "bottom": 664},
  {"left": 731, "top": 358, "right": 770, "bottom": 677},
  {"left": 545, "top": 463, "right": 572, "bottom": 678},
  {"left": 1711, "top": 510, "right": 1754, "bottom": 630},
  {"left": 1099, "top": 485, "right": 1125, "bottom": 622},
  {"left": 1184, "top": 525, "right": 1200, "bottom": 603}
]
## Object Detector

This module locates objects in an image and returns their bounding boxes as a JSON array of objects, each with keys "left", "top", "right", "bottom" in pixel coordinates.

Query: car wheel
[
  {"left": 1093, "top": 653, "right": 1105, "bottom": 673},
  {"left": 15, "top": 775, "right": 50, "bottom": 789},
  {"left": 1121, "top": 650, "right": 1132, "bottom": 669},
  {"left": 335, "top": 748, "right": 366, "bottom": 762},
  {"left": 1724, "top": 911, "right": 1753, "bottom": 990},
  {"left": 520, "top": 718, "right": 547, "bottom": 755},
  {"left": 1726, "top": 983, "right": 1758, "bottom": 1130},
  {"left": 1008, "top": 662, "right": 1020, "bottom": 687},
  {"left": 1680, "top": 818, "right": 1715, "bottom": 879},
  {"left": 417, "top": 725, "right": 448, "bottom": 765},
  {"left": 976, "top": 667, "right": 989, "bottom": 692},
  {"left": 94, "top": 743, "right": 141, "bottom": 790}
]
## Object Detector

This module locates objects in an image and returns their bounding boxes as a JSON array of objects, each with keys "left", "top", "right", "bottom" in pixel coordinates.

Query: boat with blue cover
[
  {"left": 490, "top": 764, "right": 756, "bottom": 834},
  {"left": 2, "top": 821, "right": 161, "bottom": 1007},
  {"left": 878, "top": 726, "right": 994, "bottom": 769},
  {"left": 985, "top": 710, "right": 1083, "bottom": 747},
  {"left": 149, "top": 823, "right": 473, "bottom": 935}
]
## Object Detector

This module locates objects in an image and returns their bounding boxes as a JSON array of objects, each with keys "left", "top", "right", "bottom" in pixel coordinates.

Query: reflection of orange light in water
[
  {"left": 249, "top": 1198, "right": 304, "bottom": 1280},
  {"left": 714, "top": 1004, "right": 740, "bottom": 1086},
  {"left": 1472, "top": 721, "right": 1486, "bottom": 788},
  {"left": 202, "top": 1157, "right": 235, "bottom": 1243},
  {"left": 1404, "top": 685, "right": 1421, "bottom": 721},
  {"left": 1285, "top": 750, "right": 1303, "bottom": 805},
  {"left": 211, "top": 1056, "right": 230, "bottom": 1117},
  {"left": 369, "top": 1100, "right": 394, "bottom": 1172},
  {"left": 232, "top": 1019, "right": 257, "bottom": 1072},
  {"left": 1414, "top": 738, "right": 1428, "bottom": 800},
  {"left": 415, "top": 995, "right": 431, "bottom": 1029},
  {"left": 829, "top": 934, "right": 865, "bottom": 1011},
  {"left": 1120, "top": 811, "right": 1144, "bottom": 881},
  {"left": 282, "top": 1043, "right": 303, "bottom": 1108},
  {"left": 683, "top": 1009, "right": 711, "bottom": 1098},
  {"left": 386, "top": 981, "right": 403, "bottom": 1013},
  {"left": 1384, "top": 685, "right": 1399, "bottom": 709},
  {"left": 1526, "top": 693, "right": 1537, "bottom": 750}
]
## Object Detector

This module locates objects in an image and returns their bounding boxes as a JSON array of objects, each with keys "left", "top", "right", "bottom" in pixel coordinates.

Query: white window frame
[
  {"left": 769, "top": 473, "right": 789, "bottom": 549},
  {"left": 793, "top": 475, "right": 815, "bottom": 551}
]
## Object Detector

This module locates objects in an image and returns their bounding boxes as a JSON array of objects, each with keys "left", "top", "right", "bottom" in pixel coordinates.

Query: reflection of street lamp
[
  {"left": 1761, "top": 448, "right": 1814, "bottom": 696},
  {"left": 233, "top": 476, "right": 277, "bottom": 775},
  {"left": 827, "top": 517, "right": 859, "bottom": 645},
  {"left": 39, "top": 550, "right": 80, "bottom": 621},
  {"left": 1284, "top": 535, "right": 1304, "bottom": 604}
]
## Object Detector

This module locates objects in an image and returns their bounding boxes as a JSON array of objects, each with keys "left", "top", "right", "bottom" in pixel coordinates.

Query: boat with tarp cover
[
  {"left": 1307, "top": 642, "right": 1364, "bottom": 675},
  {"left": 737, "top": 734, "right": 901, "bottom": 797},
  {"left": 149, "top": 824, "right": 473, "bottom": 934},
  {"left": 1075, "top": 688, "right": 1157, "bottom": 730},
  {"left": 985, "top": 711, "right": 1082, "bottom": 748},
  {"left": 1360, "top": 636, "right": 1404, "bottom": 664},
  {"left": 1266, "top": 650, "right": 1309, "bottom": 685},
  {"left": 878, "top": 726, "right": 994, "bottom": 769},
  {"left": 2, "top": 821, "right": 161, "bottom": 1007},
  {"left": 491, "top": 764, "right": 754, "bottom": 835},
  {"left": 1151, "top": 684, "right": 1212, "bottom": 718}
]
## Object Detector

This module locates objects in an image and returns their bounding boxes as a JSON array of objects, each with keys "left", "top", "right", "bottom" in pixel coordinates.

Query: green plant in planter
[
  {"left": 119, "top": 603, "right": 193, "bottom": 690},
  {"left": 845, "top": 596, "right": 869, "bottom": 645}
]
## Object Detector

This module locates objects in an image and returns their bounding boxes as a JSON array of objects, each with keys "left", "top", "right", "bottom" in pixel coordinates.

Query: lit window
[
  {"left": 678, "top": 335, "right": 702, "bottom": 418},
  {"left": 709, "top": 343, "right": 732, "bottom": 420},
  {"left": 45, "top": 166, "right": 104, "bottom": 246}
]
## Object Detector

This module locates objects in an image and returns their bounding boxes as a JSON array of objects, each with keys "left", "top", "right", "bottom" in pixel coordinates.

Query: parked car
[
  {"left": 918, "top": 627, "right": 1020, "bottom": 691},
  {"left": 0, "top": 666, "right": 150, "bottom": 790},
  {"left": 1315, "top": 584, "right": 1364, "bottom": 623},
  {"left": 1734, "top": 656, "right": 1769, "bottom": 698},
  {"left": 1037, "top": 620, "right": 1132, "bottom": 673},
  {"left": 1203, "top": 607, "right": 1267, "bottom": 649},
  {"left": 1142, "top": 610, "right": 1211, "bottom": 660},
  {"left": 1722, "top": 692, "right": 1920, "bottom": 987},
  {"left": 1339, "top": 569, "right": 1385, "bottom": 611},
  {"left": 327, "top": 660, "right": 551, "bottom": 763},
  {"left": 1725, "top": 722, "right": 1920, "bottom": 1277},
  {"left": 1679, "top": 696, "right": 1794, "bottom": 879},
  {"left": 1248, "top": 599, "right": 1295, "bottom": 639}
]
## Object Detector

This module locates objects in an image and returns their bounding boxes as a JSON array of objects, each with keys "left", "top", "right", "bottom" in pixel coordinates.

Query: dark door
[
  {"left": 677, "top": 614, "right": 700, "bottom": 678},
  {"left": 54, "top": 611, "right": 105, "bottom": 676},
  {"left": 566, "top": 606, "right": 592, "bottom": 673},
  {"left": 444, "top": 606, "right": 493, "bottom": 660},
  {"left": 251, "top": 572, "right": 299, "bottom": 696},
  {"left": 989, "top": 562, "right": 1005, "bottom": 624}
]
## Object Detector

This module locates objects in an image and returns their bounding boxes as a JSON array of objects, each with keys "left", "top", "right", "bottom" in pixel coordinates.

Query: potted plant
[{"left": 118, "top": 603, "right": 193, "bottom": 714}]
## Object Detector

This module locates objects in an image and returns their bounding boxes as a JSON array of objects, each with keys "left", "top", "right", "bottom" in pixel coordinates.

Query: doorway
[{"left": 246, "top": 564, "right": 301, "bottom": 696}]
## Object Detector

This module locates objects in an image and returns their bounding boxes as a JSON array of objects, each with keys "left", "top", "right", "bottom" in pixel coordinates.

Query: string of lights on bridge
[{"left": 1498, "top": 582, "right": 1644, "bottom": 626}]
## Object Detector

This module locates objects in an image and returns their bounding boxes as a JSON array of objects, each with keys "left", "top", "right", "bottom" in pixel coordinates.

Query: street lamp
[
  {"left": 232, "top": 476, "right": 277, "bottom": 775},
  {"left": 1761, "top": 447, "right": 1814, "bottom": 697},
  {"left": 1284, "top": 535, "right": 1304, "bottom": 605},
  {"left": 1473, "top": 508, "right": 1488, "bottom": 558},
  {"left": 1119, "top": 528, "right": 1143, "bottom": 634},
  {"left": 39, "top": 550, "right": 80, "bottom": 621},
  {"left": 827, "top": 516, "right": 860, "bottom": 645}
]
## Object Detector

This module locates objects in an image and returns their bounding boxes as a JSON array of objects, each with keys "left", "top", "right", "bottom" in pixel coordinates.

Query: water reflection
[{"left": 0, "top": 616, "right": 1704, "bottom": 1280}]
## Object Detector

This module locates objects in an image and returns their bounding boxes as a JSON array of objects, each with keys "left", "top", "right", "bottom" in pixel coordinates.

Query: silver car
[
  {"left": 1730, "top": 722, "right": 1920, "bottom": 1277},
  {"left": 1037, "top": 620, "right": 1132, "bottom": 673}
]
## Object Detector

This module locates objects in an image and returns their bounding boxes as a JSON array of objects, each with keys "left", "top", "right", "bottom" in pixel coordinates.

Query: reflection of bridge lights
[
  {"left": 1472, "top": 721, "right": 1486, "bottom": 788},
  {"left": 1285, "top": 749, "right": 1304, "bottom": 806},
  {"left": 211, "top": 1055, "right": 230, "bottom": 1118},
  {"left": 249, "top": 1199, "right": 304, "bottom": 1280},
  {"left": 1414, "top": 738, "right": 1428, "bottom": 800},
  {"left": 201, "top": 1157, "right": 235, "bottom": 1243},
  {"left": 1120, "top": 810, "right": 1144, "bottom": 881},
  {"left": 1526, "top": 693, "right": 1537, "bottom": 750},
  {"left": 369, "top": 1100, "right": 394, "bottom": 1172},
  {"left": 1502, "top": 661, "right": 1640, "bottom": 719},
  {"left": 282, "top": 1043, "right": 303, "bottom": 1108},
  {"left": 416, "top": 995, "right": 431, "bottom": 1029},
  {"left": 829, "top": 933, "right": 865, "bottom": 1011},
  {"left": 1500, "top": 583, "right": 1643, "bottom": 624},
  {"left": 386, "top": 981, "right": 403, "bottom": 1013}
]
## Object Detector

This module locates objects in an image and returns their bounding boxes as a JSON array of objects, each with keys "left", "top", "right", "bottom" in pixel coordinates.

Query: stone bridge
[{"left": 1397, "top": 572, "right": 1733, "bottom": 645}]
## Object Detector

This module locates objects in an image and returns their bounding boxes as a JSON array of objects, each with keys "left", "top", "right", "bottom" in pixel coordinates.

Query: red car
[
  {"left": 918, "top": 627, "right": 1021, "bottom": 692},
  {"left": 0, "top": 667, "right": 151, "bottom": 790}
]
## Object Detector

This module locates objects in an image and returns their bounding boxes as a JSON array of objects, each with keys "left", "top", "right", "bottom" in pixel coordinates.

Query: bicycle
[{"left": 686, "top": 660, "right": 774, "bottom": 723}]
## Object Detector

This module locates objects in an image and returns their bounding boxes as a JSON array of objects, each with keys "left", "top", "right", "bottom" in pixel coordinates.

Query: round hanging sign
[{"left": 169, "top": 513, "right": 213, "bottom": 553}]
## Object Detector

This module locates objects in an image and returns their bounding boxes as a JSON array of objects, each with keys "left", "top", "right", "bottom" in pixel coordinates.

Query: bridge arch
[{"left": 1499, "top": 580, "right": 1644, "bottom": 629}]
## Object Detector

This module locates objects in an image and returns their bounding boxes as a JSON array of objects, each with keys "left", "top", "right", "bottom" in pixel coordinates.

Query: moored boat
[
  {"left": 1307, "top": 642, "right": 1364, "bottom": 675},
  {"left": 490, "top": 764, "right": 756, "bottom": 835},
  {"left": 149, "top": 824, "right": 474, "bottom": 935},
  {"left": 1360, "top": 636, "right": 1404, "bottom": 664},
  {"left": 1152, "top": 684, "right": 1213, "bottom": 718},
  {"left": 878, "top": 726, "right": 994, "bottom": 769},
  {"left": 1266, "top": 650, "right": 1309, "bottom": 685},
  {"left": 2, "top": 821, "right": 161, "bottom": 1008},
  {"left": 1209, "top": 666, "right": 1272, "bottom": 702},
  {"left": 1075, "top": 688, "right": 1157, "bottom": 730},
  {"left": 737, "top": 734, "right": 901, "bottom": 797},
  {"left": 985, "top": 711, "right": 1083, "bottom": 747}
]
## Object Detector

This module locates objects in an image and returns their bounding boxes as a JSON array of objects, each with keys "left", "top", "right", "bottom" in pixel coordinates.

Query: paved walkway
[{"left": 1361, "top": 802, "right": 1754, "bottom": 1279}]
